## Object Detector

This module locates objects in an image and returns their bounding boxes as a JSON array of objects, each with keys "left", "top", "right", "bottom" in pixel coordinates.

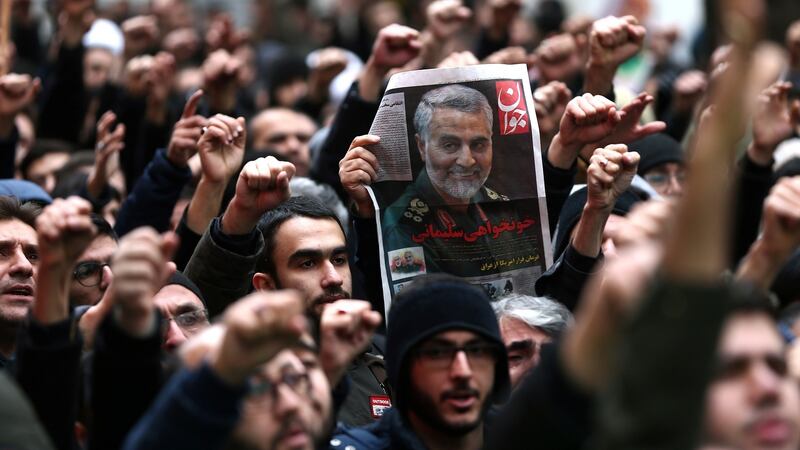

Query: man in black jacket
[{"left": 331, "top": 275, "right": 509, "bottom": 450}]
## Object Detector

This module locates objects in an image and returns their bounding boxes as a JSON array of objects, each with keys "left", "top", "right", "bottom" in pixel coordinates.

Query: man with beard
[
  {"left": 122, "top": 290, "right": 335, "bottom": 450},
  {"left": 250, "top": 108, "right": 317, "bottom": 177},
  {"left": 382, "top": 84, "right": 532, "bottom": 275},
  {"left": 185, "top": 156, "right": 388, "bottom": 427},
  {"left": 331, "top": 275, "right": 509, "bottom": 450}
]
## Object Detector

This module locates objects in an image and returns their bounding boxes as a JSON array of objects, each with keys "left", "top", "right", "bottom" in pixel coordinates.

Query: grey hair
[
  {"left": 413, "top": 84, "right": 493, "bottom": 144},
  {"left": 492, "top": 293, "right": 573, "bottom": 337},
  {"left": 289, "top": 177, "right": 350, "bottom": 234}
]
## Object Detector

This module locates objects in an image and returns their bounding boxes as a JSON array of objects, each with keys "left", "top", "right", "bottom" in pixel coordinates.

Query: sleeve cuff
[
  {"left": 563, "top": 244, "right": 603, "bottom": 274},
  {"left": 209, "top": 217, "right": 260, "bottom": 256},
  {"left": 740, "top": 152, "right": 774, "bottom": 175}
]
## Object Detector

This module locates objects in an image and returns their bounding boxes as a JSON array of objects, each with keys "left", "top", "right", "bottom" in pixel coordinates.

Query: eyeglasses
[
  {"left": 164, "top": 309, "right": 209, "bottom": 332},
  {"left": 248, "top": 370, "right": 311, "bottom": 406},
  {"left": 415, "top": 341, "right": 498, "bottom": 369},
  {"left": 643, "top": 170, "right": 687, "bottom": 187},
  {"left": 73, "top": 261, "right": 111, "bottom": 287}
]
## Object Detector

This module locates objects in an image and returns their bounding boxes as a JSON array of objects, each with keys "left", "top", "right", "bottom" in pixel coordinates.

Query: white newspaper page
[{"left": 364, "top": 64, "right": 553, "bottom": 316}]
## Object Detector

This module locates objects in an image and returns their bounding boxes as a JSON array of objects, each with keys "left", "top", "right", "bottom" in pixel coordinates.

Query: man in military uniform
[{"left": 382, "top": 84, "right": 540, "bottom": 276}]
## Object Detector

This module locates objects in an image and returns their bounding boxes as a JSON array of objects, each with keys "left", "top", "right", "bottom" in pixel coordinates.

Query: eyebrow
[
  {"left": 0, "top": 240, "right": 38, "bottom": 252},
  {"left": 287, "top": 246, "right": 348, "bottom": 264},
  {"left": 507, "top": 340, "right": 534, "bottom": 352},
  {"left": 173, "top": 302, "right": 204, "bottom": 315}
]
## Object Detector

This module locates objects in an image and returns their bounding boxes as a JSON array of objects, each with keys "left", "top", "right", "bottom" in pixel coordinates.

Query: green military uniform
[{"left": 382, "top": 169, "right": 543, "bottom": 278}]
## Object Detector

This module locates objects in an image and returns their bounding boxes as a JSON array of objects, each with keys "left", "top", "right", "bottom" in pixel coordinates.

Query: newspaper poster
[{"left": 365, "top": 64, "right": 553, "bottom": 313}]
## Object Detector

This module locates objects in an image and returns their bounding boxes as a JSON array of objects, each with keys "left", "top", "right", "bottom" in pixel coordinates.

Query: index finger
[{"left": 182, "top": 89, "right": 204, "bottom": 119}]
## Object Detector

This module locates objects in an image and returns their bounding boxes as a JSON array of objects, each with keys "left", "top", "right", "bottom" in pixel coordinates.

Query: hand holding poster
[{"left": 365, "top": 64, "right": 552, "bottom": 313}]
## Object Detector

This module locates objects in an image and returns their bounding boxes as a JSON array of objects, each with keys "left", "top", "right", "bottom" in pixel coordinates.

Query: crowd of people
[{"left": 0, "top": 0, "right": 800, "bottom": 449}]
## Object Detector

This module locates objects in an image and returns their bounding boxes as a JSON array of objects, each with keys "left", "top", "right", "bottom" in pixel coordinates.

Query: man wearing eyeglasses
[
  {"left": 331, "top": 275, "right": 510, "bottom": 450},
  {"left": 69, "top": 215, "right": 118, "bottom": 307},
  {"left": 152, "top": 272, "right": 209, "bottom": 352},
  {"left": 123, "top": 290, "right": 335, "bottom": 450},
  {"left": 630, "top": 133, "right": 686, "bottom": 199}
]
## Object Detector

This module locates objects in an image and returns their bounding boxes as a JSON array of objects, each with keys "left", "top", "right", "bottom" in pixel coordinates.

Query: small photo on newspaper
[{"left": 365, "top": 64, "right": 553, "bottom": 313}]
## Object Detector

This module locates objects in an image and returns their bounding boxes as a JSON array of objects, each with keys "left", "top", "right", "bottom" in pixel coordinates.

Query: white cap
[{"left": 82, "top": 19, "right": 125, "bottom": 56}]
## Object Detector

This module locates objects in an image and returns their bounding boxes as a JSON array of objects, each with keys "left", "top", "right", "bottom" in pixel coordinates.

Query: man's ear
[
  {"left": 252, "top": 272, "right": 277, "bottom": 291},
  {"left": 415, "top": 133, "right": 426, "bottom": 161}
]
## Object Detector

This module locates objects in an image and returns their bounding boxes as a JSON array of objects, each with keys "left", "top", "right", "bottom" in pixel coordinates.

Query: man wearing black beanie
[{"left": 330, "top": 274, "right": 509, "bottom": 450}]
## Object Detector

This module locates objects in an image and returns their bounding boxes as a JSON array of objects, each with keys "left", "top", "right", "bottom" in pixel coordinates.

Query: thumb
[
  {"left": 93, "top": 266, "right": 116, "bottom": 317},
  {"left": 160, "top": 231, "right": 180, "bottom": 262},
  {"left": 234, "top": 117, "right": 246, "bottom": 147}
]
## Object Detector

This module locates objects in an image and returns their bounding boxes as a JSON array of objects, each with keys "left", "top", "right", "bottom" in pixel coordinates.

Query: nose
[
  {"left": 285, "top": 135, "right": 302, "bottom": 154},
  {"left": 449, "top": 350, "right": 474, "bottom": 380},
  {"left": 666, "top": 175, "right": 683, "bottom": 197},
  {"left": 9, "top": 248, "right": 34, "bottom": 279},
  {"left": 273, "top": 383, "right": 302, "bottom": 416},
  {"left": 320, "top": 261, "right": 343, "bottom": 289},
  {"left": 162, "top": 320, "right": 187, "bottom": 352},
  {"left": 748, "top": 361, "right": 782, "bottom": 407},
  {"left": 455, "top": 144, "right": 476, "bottom": 168}
]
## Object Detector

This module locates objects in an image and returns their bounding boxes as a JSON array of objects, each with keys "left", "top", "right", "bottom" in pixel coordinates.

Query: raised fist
[
  {"left": 318, "top": 300, "right": 382, "bottom": 384},
  {"left": 533, "top": 34, "right": 583, "bottom": 84},
  {"left": 210, "top": 290, "right": 308, "bottom": 386},
  {"left": 585, "top": 144, "right": 640, "bottom": 211},
  {"left": 426, "top": 0, "right": 472, "bottom": 41},
  {"left": 587, "top": 15, "right": 646, "bottom": 70},
  {"left": 196, "top": 113, "right": 246, "bottom": 183},
  {"left": 111, "top": 227, "right": 178, "bottom": 335},
  {"left": 221, "top": 156, "right": 296, "bottom": 235},
  {"left": 36, "top": 197, "right": 97, "bottom": 268},
  {"left": 368, "top": 24, "right": 422, "bottom": 71},
  {"left": 339, "top": 135, "right": 381, "bottom": 218},
  {"left": 0, "top": 74, "right": 40, "bottom": 118}
]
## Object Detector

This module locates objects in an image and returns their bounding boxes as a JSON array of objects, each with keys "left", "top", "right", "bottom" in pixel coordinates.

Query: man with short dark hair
[
  {"left": 252, "top": 196, "right": 352, "bottom": 317},
  {"left": 331, "top": 275, "right": 509, "bottom": 450},
  {"left": 0, "top": 196, "right": 41, "bottom": 368},
  {"left": 185, "top": 156, "right": 387, "bottom": 427},
  {"left": 702, "top": 301, "right": 800, "bottom": 450},
  {"left": 250, "top": 108, "right": 318, "bottom": 177},
  {"left": 69, "top": 214, "right": 118, "bottom": 307}
]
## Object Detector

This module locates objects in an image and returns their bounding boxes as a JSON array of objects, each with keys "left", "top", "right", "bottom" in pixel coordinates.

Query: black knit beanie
[
  {"left": 386, "top": 276, "right": 510, "bottom": 413},
  {"left": 629, "top": 133, "right": 685, "bottom": 175},
  {"left": 164, "top": 271, "right": 207, "bottom": 309}
]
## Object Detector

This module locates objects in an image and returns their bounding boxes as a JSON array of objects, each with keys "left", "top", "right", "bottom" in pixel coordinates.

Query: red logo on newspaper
[
  {"left": 370, "top": 395, "right": 392, "bottom": 418},
  {"left": 495, "top": 81, "right": 529, "bottom": 135}
]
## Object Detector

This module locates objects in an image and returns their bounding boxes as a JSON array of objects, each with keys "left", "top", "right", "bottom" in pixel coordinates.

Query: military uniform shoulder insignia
[
  {"left": 402, "top": 198, "right": 429, "bottom": 223},
  {"left": 484, "top": 187, "right": 510, "bottom": 201}
]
